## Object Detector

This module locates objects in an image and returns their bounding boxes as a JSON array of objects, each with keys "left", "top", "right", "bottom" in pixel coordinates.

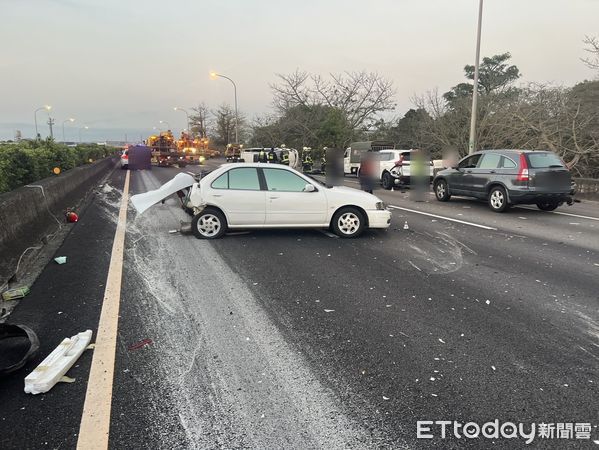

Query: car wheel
[
  {"left": 488, "top": 186, "right": 509, "bottom": 212},
  {"left": 434, "top": 179, "right": 450, "bottom": 201},
  {"left": 331, "top": 207, "right": 365, "bottom": 238},
  {"left": 382, "top": 172, "right": 393, "bottom": 190},
  {"left": 121, "top": 164, "right": 128, "bottom": 170},
  {"left": 536, "top": 200, "right": 559, "bottom": 211},
  {"left": 191, "top": 208, "right": 227, "bottom": 239}
]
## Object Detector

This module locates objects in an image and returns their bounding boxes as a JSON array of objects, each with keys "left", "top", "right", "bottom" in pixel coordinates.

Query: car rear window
[{"left": 526, "top": 152, "right": 565, "bottom": 169}]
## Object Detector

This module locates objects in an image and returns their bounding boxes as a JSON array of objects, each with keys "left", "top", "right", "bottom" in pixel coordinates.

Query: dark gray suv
[{"left": 433, "top": 150, "right": 575, "bottom": 212}]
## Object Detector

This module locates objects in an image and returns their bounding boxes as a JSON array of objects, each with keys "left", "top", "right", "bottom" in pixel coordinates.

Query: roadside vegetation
[
  {"left": 187, "top": 38, "right": 599, "bottom": 177},
  {"left": 0, "top": 140, "right": 116, "bottom": 193}
]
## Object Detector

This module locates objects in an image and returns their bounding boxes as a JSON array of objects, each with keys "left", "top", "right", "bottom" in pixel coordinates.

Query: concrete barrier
[
  {"left": 574, "top": 178, "right": 599, "bottom": 201},
  {"left": 0, "top": 157, "right": 116, "bottom": 287}
]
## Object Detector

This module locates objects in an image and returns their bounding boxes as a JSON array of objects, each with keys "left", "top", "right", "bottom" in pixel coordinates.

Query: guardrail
[
  {"left": 574, "top": 178, "right": 599, "bottom": 200},
  {"left": 0, "top": 157, "right": 117, "bottom": 288}
]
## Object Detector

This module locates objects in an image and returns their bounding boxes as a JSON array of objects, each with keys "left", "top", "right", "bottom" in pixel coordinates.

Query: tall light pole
[
  {"left": 468, "top": 0, "right": 484, "bottom": 154},
  {"left": 210, "top": 71, "right": 238, "bottom": 144},
  {"left": 159, "top": 120, "right": 171, "bottom": 131},
  {"left": 34, "top": 105, "right": 51, "bottom": 139},
  {"left": 79, "top": 125, "right": 89, "bottom": 143},
  {"left": 62, "top": 118, "right": 75, "bottom": 142},
  {"left": 174, "top": 107, "right": 191, "bottom": 137}
]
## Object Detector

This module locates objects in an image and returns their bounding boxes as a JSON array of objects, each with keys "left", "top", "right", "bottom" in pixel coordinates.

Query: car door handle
[
  {"left": 489, "top": 170, "right": 496, "bottom": 174},
  {"left": 269, "top": 196, "right": 280, "bottom": 200},
  {"left": 213, "top": 194, "right": 223, "bottom": 197},
  {"left": 466, "top": 170, "right": 472, "bottom": 173}
]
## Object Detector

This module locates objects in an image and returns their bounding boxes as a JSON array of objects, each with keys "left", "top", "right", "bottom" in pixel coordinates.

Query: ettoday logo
[{"left": 417, "top": 421, "right": 595, "bottom": 444}]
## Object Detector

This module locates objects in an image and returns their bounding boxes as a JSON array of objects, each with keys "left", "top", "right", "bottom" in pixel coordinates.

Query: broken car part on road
[{"left": 24, "top": 329, "right": 93, "bottom": 394}]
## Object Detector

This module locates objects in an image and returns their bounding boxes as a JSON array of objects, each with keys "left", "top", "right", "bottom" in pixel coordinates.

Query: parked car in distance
[
  {"left": 182, "top": 163, "right": 391, "bottom": 239},
  {"left": 433, "top": 150, "right": 575, "bottom": 212},
  {"left": 377, "top": 149, "right": 434, "bottom": 189},
  {"left": 120, "top": 149, "right": 129, "bottom": 169}
]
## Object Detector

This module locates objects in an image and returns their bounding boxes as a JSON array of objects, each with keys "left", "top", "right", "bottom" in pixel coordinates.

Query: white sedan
[{"left": 131, "top": 163, "right": 391, "bottom": 239}]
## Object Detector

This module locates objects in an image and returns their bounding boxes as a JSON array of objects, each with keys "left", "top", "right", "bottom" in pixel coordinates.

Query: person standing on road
[
  {"left": 259, "top": 148, "right": 267, "bottom": 163},
  {"left": 359, "top": 152, "right": 375, "bottom": 194},
  {"left": 268, "top": 147, "right": 277, "bottom": 163}
]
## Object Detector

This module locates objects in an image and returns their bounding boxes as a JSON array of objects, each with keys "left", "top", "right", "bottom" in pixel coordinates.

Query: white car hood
[
  {"left": 130, "top": 173, "right": 196, "bottom": 215},
  {"left": 325, "top": 185, "right": 381, "bottom": 206}
]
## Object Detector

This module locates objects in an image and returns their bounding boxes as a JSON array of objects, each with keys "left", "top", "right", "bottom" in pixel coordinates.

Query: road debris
[
  {"left": 324, "top": 309, "right": 335, "bottom": 313},
  {"left": 403, "top": 221, "right": 409, "bottom": 230},
  {"left": 128, "top": 338, "right": 153, "bottom": 351},
  {"left": 2, "top": 286, "right": 30, "bottom": 301},
  {"left": 54, "top": 256, "right": 67, "bottom": 265},
  {"left": 24, "top": 330, "right": 92, "bottom": 394}
]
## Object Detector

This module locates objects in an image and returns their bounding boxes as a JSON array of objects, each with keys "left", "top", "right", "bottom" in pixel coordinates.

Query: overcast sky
[{"left": 1, "top": 0, "right": 597, "bottom": 141}]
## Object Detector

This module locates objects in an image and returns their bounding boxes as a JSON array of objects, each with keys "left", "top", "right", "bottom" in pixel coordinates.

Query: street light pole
[
  {"left": 79, "top": 125, "right": 89, "bottom": 143},
  {"left": 159, "top": 120, "right": 171, "bottom": 131},
  {"left": 174, "top": 107, "right": 191, "bottom": 137},
  {"left": 62, "top": 118, "right": 75, "bottom": 143},
  {"left": 211, "top": 72, "right": 238, "bottom": 144},
  {"left": 468, "top": 0, "right": 484, "bottom": 154},
  {"left": 34, "top": 105, "right": 51, "bottom": 140}
]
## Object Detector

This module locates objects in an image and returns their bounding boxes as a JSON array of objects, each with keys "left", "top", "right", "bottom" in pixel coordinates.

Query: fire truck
[{"left": 148, "top": 130, "right": 189, "bottom": 167}]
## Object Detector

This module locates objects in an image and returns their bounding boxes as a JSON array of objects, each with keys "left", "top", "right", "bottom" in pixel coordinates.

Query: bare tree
[
  {"left": 581, "top": 35, "right": 599, "bottom": 72},
  {"left": 270, "top": 70, "right": 396, "bottom": 131},
  {"left": 190, "top": 103, "right": 211, "bottom": 138},
  {"left": 510, "top": 84, "right": 598, "bottom": 174}
]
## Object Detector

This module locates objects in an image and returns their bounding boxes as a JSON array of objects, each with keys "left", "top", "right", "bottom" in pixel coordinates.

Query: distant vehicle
[
  {"left": 120, "top": 149, "right": 129, "bottom": 169},
  {"left": 131, "top": 164, "right": 392, "bottom": 239},
  {"left": 433, "top": 150, "right": 575, "bottom": 212},
  {"left": 372, "top": 149, "right": 434, "bottom": 189},
  {"left": 343, "top": 141, "right": 394, "bottom": 175}
]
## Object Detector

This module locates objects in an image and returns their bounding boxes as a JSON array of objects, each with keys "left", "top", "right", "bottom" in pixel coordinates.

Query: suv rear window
[{"left": 526, "top": 152, "right": 565, "bottom": 169}]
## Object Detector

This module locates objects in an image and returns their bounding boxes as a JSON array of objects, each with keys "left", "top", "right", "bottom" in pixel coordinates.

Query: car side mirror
[{"left": 304, "top": 184, "right": 316, "bottom": 192}]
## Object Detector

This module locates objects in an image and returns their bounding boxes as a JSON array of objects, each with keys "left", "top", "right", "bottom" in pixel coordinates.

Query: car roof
[
  {"left": 477, "top": 149, "right": 552, "bottom": 154},
  {"left": 221, "top": 162, "right": 294, "bottom": 169}
]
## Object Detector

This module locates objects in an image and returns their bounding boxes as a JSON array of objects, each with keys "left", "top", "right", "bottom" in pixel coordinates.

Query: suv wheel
[
  {"left": 434, "top": 179, "right": 451, "bottom": 202},
  {"left": 536, "top": 200, "right": 559, "bottom": 211},
  {"left": 488, "top": 186, "right": 509, "bottom": 212},
  {"left": 382, "top": 172, "right": 393, "bottom": 190}
]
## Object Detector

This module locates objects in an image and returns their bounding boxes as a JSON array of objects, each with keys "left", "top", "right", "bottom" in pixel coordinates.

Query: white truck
[{"left": 343, "top": 141, "right": 394, "bottom": 175}]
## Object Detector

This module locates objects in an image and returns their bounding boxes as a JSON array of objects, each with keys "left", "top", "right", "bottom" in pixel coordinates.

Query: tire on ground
[
  {"left": 488, "top": 185, "right": 509, "bottom": 212},
  {"left": 382, "top": 172, "right": 393, "bottom": 190},
  {"left": 331, "top": 207, "right": 366, "bottom": 239},
  {"left": 191, "top": 208, "right": 227, "bottom": 239},
  {"left": 434, "top": 179, "right": 451, "bottom": 202},
  {"left": 536, "top": 200, "right": 559, "bottom": 211}
]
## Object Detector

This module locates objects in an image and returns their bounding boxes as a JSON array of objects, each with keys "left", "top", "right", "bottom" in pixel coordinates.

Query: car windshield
[{"left": 526, "top": 152, "right": 565, "bottom": 168}]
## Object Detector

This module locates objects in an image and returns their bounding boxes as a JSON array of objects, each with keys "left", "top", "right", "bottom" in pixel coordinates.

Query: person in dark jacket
[{"left": 359, "top": 152, "right": 375, "bottom": 194}]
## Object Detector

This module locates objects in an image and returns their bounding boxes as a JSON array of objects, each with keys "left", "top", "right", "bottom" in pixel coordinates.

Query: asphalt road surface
[{"left": 1, "top": 160, "right": 598, "bottom": 449}]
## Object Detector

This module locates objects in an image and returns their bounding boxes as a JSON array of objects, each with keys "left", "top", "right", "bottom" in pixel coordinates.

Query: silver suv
[{"left": 433, "top": 150, "right": 575, "bottom": 212}]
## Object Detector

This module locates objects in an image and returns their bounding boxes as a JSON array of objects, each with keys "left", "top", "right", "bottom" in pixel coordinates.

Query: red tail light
[
  {"left": 516, "top": 153, "right": 529, "bottom": 181},
  {"left": 122, "top": 154, "right": 128, "bottom": 160}
]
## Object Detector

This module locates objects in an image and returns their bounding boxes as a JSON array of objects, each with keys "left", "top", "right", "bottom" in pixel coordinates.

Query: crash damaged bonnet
[{"left": 130, "top": 173, "right": 196, "bottom": 215}]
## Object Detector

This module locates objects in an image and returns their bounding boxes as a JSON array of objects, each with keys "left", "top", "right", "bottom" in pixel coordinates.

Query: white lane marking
[
  {"left": 516, "top": 206, "right": 599, "bottom": 222},
  {"left": 388, "top": 205, "right": 497, "bottom": 230},
  {"left": 77, "top": 170, "right": 130, "bottom": 449}
]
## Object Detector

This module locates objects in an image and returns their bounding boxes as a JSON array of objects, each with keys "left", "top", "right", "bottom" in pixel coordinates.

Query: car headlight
[{"left": 375, "top": 201, "right": 386, "bottom": 210}]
